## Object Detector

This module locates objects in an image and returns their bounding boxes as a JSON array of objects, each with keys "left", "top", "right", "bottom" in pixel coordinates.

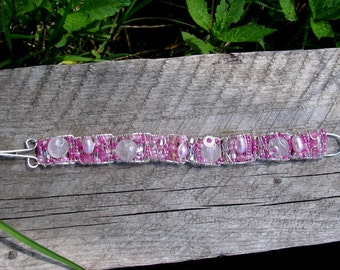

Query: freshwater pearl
[
  {"left": 292, "top": 135, "right": 304, "bottom": 153},
  {"left": 47, "top": 136, "right": 69, "bottom": 159},
  {"left": 116, "top": 139, "right": 137, "bottom": 161},
  {"left": 177, "top": 143, "right": 188, "bottom": 159},
  {"left": 201, "top": 144, "right": 221, "bottom": 164},
  {"left": 82, "top": 137, "right": 95, "bottom": 154},
  {"left": 236, "top": 136, "right": 246, "bottom": 154}
]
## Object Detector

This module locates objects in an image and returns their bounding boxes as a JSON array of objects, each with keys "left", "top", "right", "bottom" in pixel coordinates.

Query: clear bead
[
  {"left": 116, "top": 139, "right": 138, "bottom": 161},
  {"left": 47, "top": 136, "right": 69, "bottom": 159}
]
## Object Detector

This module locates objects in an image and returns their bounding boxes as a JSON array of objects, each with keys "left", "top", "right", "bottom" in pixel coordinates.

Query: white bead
[
  {"left": 236, "top": 136, "right": 246, "bottom": 154},
  {"left": 203, "top": 136, "right": 216, "bottom": 147},
  {"left": 292, "top": 135, "right": 304, "bottom": 153},
  {"left": 201, "top": 145, "right": 221, "bottom": 163},
  {"left": 116, "top": 139, "right": 137, "bottom": 161},
  {"left": 82, "top": 137, "right": 94, "bottom": 154},
  {"left": 177, "top": 143, "right": 188, "bottom": 159},
  {"left": 47, "top": 136, "right": 69, "bottom": 159}
]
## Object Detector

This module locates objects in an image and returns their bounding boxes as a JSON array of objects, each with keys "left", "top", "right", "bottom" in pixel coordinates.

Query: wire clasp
[
  {"left": 325, "top": 133, "right": 340, "bottom": 158},
  {"left": 0, "top": 139, "right": 38, "bottom": 168}
]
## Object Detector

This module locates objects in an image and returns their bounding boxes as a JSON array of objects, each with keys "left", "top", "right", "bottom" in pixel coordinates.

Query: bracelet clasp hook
[
  {"left": 325, "top": 133, "right": 340, "bottom": 158},
  {"left": 0, "top": 139, "right": 38, "bottom": 168}
]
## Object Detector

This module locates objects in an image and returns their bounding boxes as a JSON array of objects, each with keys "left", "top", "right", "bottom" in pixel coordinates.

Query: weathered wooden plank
[{"left": 0, "top": 48, "right": 339, "bottom": 269}]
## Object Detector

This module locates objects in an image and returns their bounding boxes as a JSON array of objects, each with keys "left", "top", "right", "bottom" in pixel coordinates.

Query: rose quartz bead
[
  {"left": 116, "top": 139, "right": 137, "bottom": 161},
  {"left": 201, "top": 144, "right": 221, "bottom": 163},
  {"left": 47, "top": 136, "right": 69, "bottom": 159}
]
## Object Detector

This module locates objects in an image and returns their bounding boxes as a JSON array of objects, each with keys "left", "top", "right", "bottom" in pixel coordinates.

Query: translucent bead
[
  {"left": 201, "top": 144, "right": 221, "bottom": 164},
  {"left": 82, "top": 137, "right": 95, "bottom": 154},
  {"left": 236, "top": 136, "right": 246, "bottom": 154},
  {"left": 292, "top": 135, "right": 304, "bottom": 153},
  {"left": 268, "top": 136, "right": 289, "bottom": 158},
  {"left": 47, "top": 136, "right": 69, "bottom": 159},
  {"left": 116, "top": 139, "right": 137, "bottom": 161},
  {"left": 177, "top": 143, "right": 188, "bottom": 159}
]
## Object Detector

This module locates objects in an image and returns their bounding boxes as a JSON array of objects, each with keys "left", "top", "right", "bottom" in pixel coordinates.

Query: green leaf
[
  {"left": 279, "top": 0, "right": 298, "bottom": 21},
  {"left": 310, "top": 17, "right": 334, "bottom": 39},
  {"left": 309, "top": 0, "right": 340, "bottom": 21},
  {"left": 56, "top": 55, "right": 106, "bottom": 64},
  {"left": 64, "top": 0, "right": 130, "bottom": 32},
  {"left": 55, "top": 33, "right": 71, "bottom": 48},
  {"left": 182, "top": 31, "right": 215, "bottom": 54},
  {"left": 0, "top": 1, "right": 13, "bottom": 50},
  {"left": 15, "top": 0, "right": 44, "bottom": 15},
  {"left": 214, "top": 0, "right": 245, "bottom": 36},
  {"left": 186, "top": 0, "right": 212, "bottom": 32},
  {"left": 0, "top": 220, "right": 85, "bottom": 270},
  {"left": 0, "top": 59, "right": 11, "bottom": 68},
  {"left": 64, "top": 11, "right": 92, "bottom": 32},
  {"left": 218, "top": 23, "right": 276, "bottom": 43},
  {"left": 80, "top": 0, "right": 131, "bottom": 20}
]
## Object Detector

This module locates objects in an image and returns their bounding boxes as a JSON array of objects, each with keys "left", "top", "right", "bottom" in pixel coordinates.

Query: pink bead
[{"left": 292, "top": 135, "right": 304, "bottom": 153}]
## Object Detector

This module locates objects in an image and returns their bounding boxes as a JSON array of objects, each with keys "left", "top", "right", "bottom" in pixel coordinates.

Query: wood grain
[{"left": 0, "top": 49, "right": 339, "bottom": 269}]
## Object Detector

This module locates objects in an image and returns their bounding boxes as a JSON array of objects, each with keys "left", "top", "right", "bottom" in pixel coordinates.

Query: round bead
[
  {"left": 116, "top": 139, "right": 137, "bottom": 161},
  {"left": 268, "top": 136, "right": 289, "bottom": 158},
  {"left": 47, "top": 136, "right": 69, "bottom": 159},
  {"left": 82, "top": 137, "right": 95, "bottom": 154},
  {"left": 203, "top": 136, "right": 215, "bottom": 148},
  {"left": 177, "top": 143, "right": 188, "bottom": 159},
  {"left": 292, "top": 135, "right": 304, "bottom": 153},
  {"left": 236, "top": 135, "right": 247, "bottom": 154},
  {"left": 201, "top": 144, "right": 221, "bottom": 164}
]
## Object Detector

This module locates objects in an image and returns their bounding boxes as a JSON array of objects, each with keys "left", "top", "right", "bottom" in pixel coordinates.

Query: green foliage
[
  {"left": 0, "top": 0, "right": 132, "bottom": 68},
  {"left": 64, "top": 0, "right": 130, "bottom": 32},
  {"left": 183, "top": 0, "right": 276, "bottom": 54},
  {"left": 310, "top": 17, "right": 335, "bottom": 39},
  {"left": 0, "top": 0, "right": 339, "bottom": 68},
  {"left": 308, "top": 0, "right": 339, "bottom": 39},
  {"left": 186, "top": 0, "right": 212, "bottom": 32},
  {"left": 0, "top": 220, "right": 85, "bottom": 270},
  {"left": 279, "top": 0, "right": 298, "bottom": 21},
  {"left": 181, "top": 31, "right": 215, "bottom": 54},
  {"left": 182, "top": 0, "right": 339, "bottom": 54},
  {"left": 309, "top": 0, "right": 340, "bottom": 21}
]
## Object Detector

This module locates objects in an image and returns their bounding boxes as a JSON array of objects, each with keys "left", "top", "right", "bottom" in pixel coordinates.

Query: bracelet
[{"left": 0, "top": 129, "right": 339, "bottom": 169}]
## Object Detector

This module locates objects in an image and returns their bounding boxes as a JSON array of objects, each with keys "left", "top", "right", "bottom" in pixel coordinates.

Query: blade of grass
[{"left": 0, "top": 220, "right": 85, "bottom": 270}]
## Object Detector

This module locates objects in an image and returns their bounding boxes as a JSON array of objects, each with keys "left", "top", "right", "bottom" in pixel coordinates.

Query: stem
[{"left": 0, "top": 220, "right": 85, "bottom": 270}]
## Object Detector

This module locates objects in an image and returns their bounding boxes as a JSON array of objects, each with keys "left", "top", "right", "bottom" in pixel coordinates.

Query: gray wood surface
[{"left": 0, "top": 48, "right": 339, "bottom": 269}]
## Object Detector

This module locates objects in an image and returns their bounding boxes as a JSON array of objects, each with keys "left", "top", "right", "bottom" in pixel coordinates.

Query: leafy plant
[
  {"left": 182, "top": 0, "right": 339, "bottom": 54},
  {"left": 0, "top": 220, "right": 85, "bottom": 269},
  {"left": 309, "top": 0, "right": 339, "bottom": 39},
  {"left": 0, "top": 0, "right": 142, "bottom": 68},
  {"left": 183, "top": 0, "right": 277, "bottom": 54}
]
